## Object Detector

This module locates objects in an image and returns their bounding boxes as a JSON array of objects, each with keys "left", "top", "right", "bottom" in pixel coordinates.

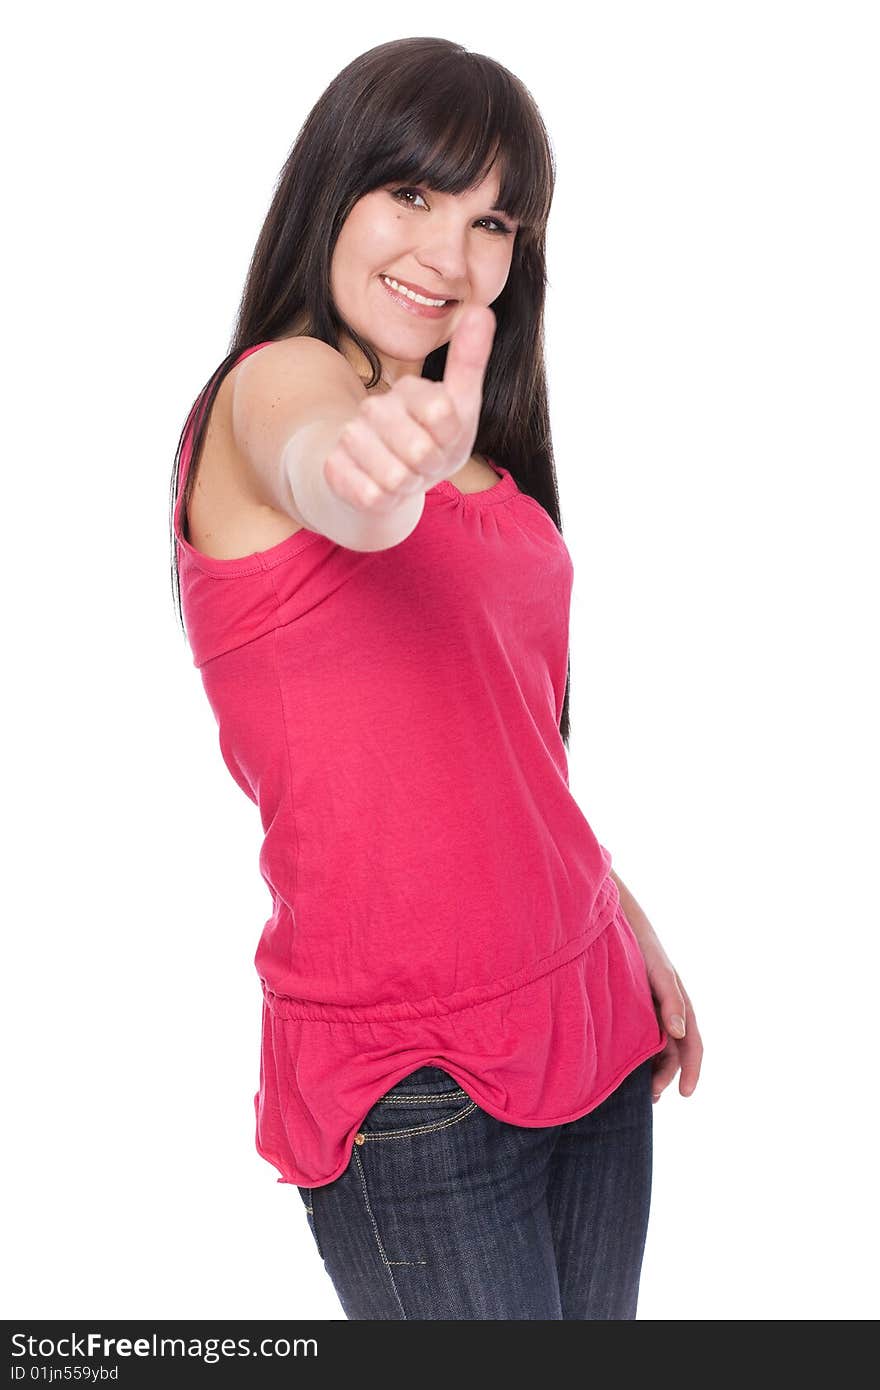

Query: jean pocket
[
  {"left": 357, "top": 1065, "right": 480, "bottom": 1141},
  {"left": 296, "top": 1185, "right": 325, "bottom": 1261},
  {"left": 381, "top": 1064, "right": 468, "bottom": 1098}
]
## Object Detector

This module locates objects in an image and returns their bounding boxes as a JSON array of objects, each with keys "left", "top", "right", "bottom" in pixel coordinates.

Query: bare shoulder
[
  {"left": 231, "top": 334, "right": 368, "bottom": 420},
  {"left": 185, "top": 336, "right": 364, "bottom": 562},
  {"left": 231, "top": 334, "right": 367, "bottom": 500}
]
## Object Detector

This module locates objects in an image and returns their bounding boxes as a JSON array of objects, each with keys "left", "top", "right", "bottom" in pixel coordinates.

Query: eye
[
  {"left": 477, "top": 216, "right": 514, "bottom": 236},
  {"left": 389, "top": 186, "right": 514, "bottom": 236},
  {"left": 390, "top": 186, "right": 428, "bottom": 211}
]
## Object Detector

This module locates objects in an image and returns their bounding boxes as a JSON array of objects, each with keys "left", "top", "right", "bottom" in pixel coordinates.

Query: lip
[
  {"left": 378, "top": 274, "right": 459, "bottom": 319},
  {"left": 382, "top": 273, "right": 458, "bottom": 301}
]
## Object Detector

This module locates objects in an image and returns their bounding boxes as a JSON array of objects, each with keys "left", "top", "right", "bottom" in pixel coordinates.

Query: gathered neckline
[{"left": 425, "top": 461, "right": 519, "bottom": 507}]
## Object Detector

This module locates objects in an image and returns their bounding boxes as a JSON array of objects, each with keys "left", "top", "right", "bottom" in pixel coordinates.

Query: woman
[{"left": 170, "top": 36, "right": 703, "bottom": 1320}]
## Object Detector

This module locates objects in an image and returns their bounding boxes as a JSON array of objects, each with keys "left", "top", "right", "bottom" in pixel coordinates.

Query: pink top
[{"left": 174, "top": 342, "right": 666, "bottom": 1189}]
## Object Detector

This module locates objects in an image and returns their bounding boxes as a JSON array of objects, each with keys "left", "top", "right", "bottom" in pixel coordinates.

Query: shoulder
[{"left": 230, "top": 334, "right": 367, "bottom": 405}]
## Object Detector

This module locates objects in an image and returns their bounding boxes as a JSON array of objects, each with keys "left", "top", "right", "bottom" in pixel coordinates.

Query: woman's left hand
[
  {"left": 637, "top": 928, "right": 703, "bottom": 1102},
  {"left": 609, "top": 870, "right": 705, "bottom": 1102}
]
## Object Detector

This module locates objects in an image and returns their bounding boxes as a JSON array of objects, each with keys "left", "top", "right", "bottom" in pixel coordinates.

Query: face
[{"left": 329, "top": 163, "right": 519, "bottom": 389}]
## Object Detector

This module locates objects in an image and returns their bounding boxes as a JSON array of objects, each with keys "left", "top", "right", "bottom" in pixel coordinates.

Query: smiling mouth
[{"left": 379, "top": 274, "right": 459, "bottom": 307}]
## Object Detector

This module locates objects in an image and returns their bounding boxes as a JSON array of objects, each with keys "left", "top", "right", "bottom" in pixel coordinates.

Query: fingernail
[
  {"left": 670, "top": 1015, "right": 686, "bottom": 1037},
  {"left": 652, "top": 1093, "right": 661, "bottom": 1103}
]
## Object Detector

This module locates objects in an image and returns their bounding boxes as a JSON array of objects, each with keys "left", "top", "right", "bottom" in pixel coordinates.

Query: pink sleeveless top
[{"left": 174, "top": 342, "right": 666, "bottom": 1188}]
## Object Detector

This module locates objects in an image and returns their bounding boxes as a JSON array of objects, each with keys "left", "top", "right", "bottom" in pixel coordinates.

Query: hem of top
[
  {"left": 174, "top": 526, "right": 330, "bottom": 580},
  {"left": 269, "top": 1031, "right": 668, "bottom": 1190},
  {"left": 261, "top": 876, "right": 620, "bottom": 1025}
]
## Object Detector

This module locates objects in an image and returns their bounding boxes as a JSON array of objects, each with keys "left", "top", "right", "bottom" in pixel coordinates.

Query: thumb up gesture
[{"left": 324, "top": 305, "right": 497, "bottom": 512}]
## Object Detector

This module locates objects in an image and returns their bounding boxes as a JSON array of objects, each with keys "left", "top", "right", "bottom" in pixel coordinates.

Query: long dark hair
[{"left": 170, "top": 36, "right": 572, "bottom": 744}]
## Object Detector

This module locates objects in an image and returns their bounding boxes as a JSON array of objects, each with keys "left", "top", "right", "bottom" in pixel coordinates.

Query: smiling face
[{"left": 329, "top": 162, "right": 519, "bottom": 390}]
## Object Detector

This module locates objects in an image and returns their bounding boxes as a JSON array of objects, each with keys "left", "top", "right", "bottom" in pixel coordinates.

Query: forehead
[{"left": 465, "top": 166, "right": 504, "bottom": 200}]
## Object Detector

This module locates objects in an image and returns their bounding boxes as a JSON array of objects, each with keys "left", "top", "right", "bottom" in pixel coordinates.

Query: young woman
[{"left": 170, "top": 36, "right": 703, "bottom": 1320}]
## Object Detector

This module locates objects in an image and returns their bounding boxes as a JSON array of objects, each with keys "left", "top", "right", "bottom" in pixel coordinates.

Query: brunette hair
[{"left": 170, "top": 36, "right": 573, "bottom": 743}]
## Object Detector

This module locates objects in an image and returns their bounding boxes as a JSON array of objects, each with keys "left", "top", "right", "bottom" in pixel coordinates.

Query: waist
[{"left": 261, "top": 874, "right": 620, "bottom": 1025}]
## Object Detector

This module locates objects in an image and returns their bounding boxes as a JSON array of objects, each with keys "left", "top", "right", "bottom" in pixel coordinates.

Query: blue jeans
[{"left": 296, "top": 1057, "right": 654, "bottom": 1319}]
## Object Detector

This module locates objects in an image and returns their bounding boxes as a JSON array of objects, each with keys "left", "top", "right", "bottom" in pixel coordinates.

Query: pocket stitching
[
  {"left": 359, "top": 1099, "right": 479, "bottom": 1141},
  {"left": 299, "top": 1186, "right": 325, "bottom": 1261},
  {"left": 378, "top": 1088, "right": 469, "bottom": 1105}
]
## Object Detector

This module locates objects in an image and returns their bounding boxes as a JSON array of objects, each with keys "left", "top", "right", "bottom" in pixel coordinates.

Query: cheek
[
  {"left": 341, "top": 199, "right": 404, "bottom": 266},
  {"left": 474, "top": 252, "right": 513, "bottom": 301},
  {"left": 366, "top": 220, "right": 408, "bottom": 268}
]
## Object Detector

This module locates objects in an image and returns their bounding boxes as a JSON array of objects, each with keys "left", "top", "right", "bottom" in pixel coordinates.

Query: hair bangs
[{"left": 360, "top": 85, "right": 551, "bottom": 236}]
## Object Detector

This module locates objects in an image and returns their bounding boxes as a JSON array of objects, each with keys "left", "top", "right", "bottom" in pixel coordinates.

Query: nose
[{"left": 413, "top": 239, "right": 468, "bottom": 297}]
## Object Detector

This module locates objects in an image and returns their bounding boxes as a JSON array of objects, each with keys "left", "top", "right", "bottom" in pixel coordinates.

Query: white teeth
[{"left": 382, "top": 275, "right": 449, "bottom": 307}]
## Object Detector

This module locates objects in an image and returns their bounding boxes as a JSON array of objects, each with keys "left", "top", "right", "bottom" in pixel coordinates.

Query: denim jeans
[{"left": 296, "top": 1057, "right": 654, "bottom": 1319}]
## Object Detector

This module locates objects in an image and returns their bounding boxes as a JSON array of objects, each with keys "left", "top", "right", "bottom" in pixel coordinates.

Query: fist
[{"left": 323, "top": 305, "right": 497, "bottom": 513}]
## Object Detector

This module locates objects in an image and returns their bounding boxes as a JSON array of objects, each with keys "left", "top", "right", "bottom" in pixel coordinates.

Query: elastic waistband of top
[{"left": 260, "top": 874, "right": 621, "bottom": 1025}]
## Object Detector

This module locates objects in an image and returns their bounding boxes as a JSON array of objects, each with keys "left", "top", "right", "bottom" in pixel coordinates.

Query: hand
[
  {"left": 616, "top": 893, "right": 703, "bottom": 1103},
  {"left": 323, "top": 305, "right": 497, "bottom": 513},
  {"left": 637, "top": 927, "right": 703, "bottom": 1103}
]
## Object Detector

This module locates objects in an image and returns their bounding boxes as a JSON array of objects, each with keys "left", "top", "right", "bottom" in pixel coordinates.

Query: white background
[{"left": 3, "top": 1, "right": 877, "bottom": 1321}]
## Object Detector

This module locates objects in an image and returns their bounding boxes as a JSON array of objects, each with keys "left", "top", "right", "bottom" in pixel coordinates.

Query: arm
[
  {"left": 232, "top": 336, "right": 425, "bottom": 553},
  {"left": 234, "top": 308, "right": 496, "bottom": 555},
  {"left": 610, "top": 868, "right": 704, "bottom": 1103}
]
